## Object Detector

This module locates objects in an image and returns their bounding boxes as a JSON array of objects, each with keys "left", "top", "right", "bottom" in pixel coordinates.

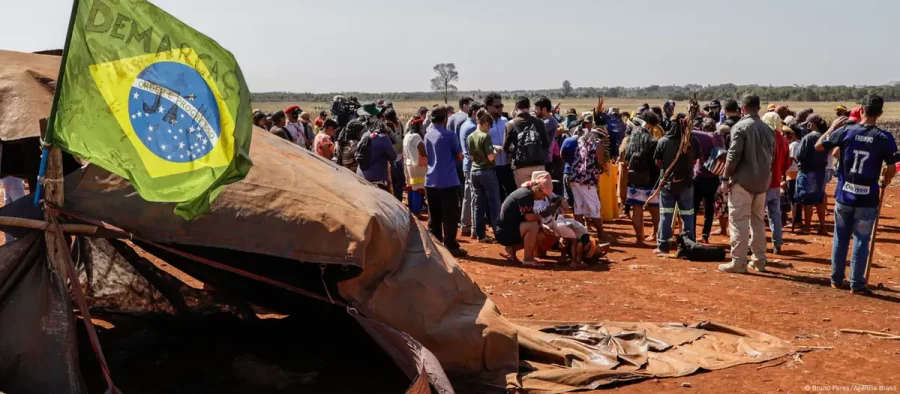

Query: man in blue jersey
[{"left": 817, "top": 94, "right": 899, "bottom": 295}]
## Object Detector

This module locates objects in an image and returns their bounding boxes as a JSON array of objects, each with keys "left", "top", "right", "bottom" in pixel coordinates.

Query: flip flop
[{"left": 500, "top": 253, "right": 521, "bottom": 265}]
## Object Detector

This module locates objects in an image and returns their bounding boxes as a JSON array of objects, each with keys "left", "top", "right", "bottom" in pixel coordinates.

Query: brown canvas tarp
[
  {"left": 0, "top": 50, "right": 59, "bottom": 141},
  {"left": 0, "top": 233, "right": 85, "bottom": 394},
  {"left": 38, "top": 129, "right": 519, "bottom": 380},
  {"left": 508, "top": 320, "right": 798, "bottom": 393}
]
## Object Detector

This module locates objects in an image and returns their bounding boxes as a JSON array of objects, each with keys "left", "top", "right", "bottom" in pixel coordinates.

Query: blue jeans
[
  {"left": 460, "top": 170, "right": 473, "bottom": 232},
  {"left": 831, "top": 202, "right": 877, "bottom": 290},
  {"left": 390, "top": 160, "right": 405, "bottom": 202},
  {"left": 658, "top": 187, "right": 695, "bottom": 251},
  {"left": 470, "top": 168, "right": 502, "bottom": 239},
  {"left": 765, "top": 188, "right": 783, "bottom": 248}
]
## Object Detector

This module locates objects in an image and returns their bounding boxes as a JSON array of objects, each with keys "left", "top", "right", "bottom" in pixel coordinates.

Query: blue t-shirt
[
  {"left": 357, "top": 132, "right": 397, "bottom": 183},
  {"left": 561, "top": 135, "right": 580, "bottom": 175},
  {"left": 488, "top": 117, "right": 510, "bottom": 166},
  {"left": 797, "top": 131, "right": 828, "bottom": 173},
  {"left": 448, "top": 111, "right": 469, "bottom": 137},
  {"left": 459, "top": 119, "right": 478, "bottom": 173},
  {"left": 543, "top": 116, "right": 559, "bottom": 163},
  {"left": 425, "top": 124, "right": 462, "bottom": 188},
  {"left": 822, "top": 124, "right": 900, "bottom": 207}
]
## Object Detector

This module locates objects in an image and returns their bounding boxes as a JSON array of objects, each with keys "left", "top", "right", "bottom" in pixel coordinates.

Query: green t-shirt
[{"left": 467, "top": 130, "right": 496, "bottom": 170}]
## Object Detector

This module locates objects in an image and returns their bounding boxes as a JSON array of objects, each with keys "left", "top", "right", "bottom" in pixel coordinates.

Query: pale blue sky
[{"left": 2, "top": 0, "right": 897, "bottom": 92}]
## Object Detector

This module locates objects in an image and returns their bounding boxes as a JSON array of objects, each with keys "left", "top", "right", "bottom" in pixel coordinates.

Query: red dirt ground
[{"left": 452, "top": 185, "right": 900, "bottom": 394}]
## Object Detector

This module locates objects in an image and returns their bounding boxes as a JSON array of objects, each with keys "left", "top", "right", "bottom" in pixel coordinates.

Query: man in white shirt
[{"left": 284, "top": 105, "right": 306, "bottom": 148}]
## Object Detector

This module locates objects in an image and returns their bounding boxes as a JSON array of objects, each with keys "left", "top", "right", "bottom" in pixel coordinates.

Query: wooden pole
[
  {"left": 38, "top": 118, "right": 119, "bottom": 392},
  {"left": 864, "top": 183, "right": 888, "bottom": 282},
  {"left": 0, "top": 216, "right": 97, "bottom": 234},
  {"left": 39, "top": 118, "right": 68, "bottom": 275}
]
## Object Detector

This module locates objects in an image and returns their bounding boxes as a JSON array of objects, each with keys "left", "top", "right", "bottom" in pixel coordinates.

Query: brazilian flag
[{"left": 48, "top": 0, "right": 252, "bottom": 220}]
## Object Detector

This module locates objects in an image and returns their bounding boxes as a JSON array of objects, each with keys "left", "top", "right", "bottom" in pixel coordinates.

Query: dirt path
[{"left": 452, "top": 186, "right": 900, "bottom": 393}]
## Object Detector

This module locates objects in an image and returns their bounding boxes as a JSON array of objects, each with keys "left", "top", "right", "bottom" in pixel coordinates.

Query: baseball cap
[
  {"left": 801, "top": 113, "right": 823, "bottom": 127},
  {"left": 285, "top": 105, "right": 301, "bottom": 116},
  {"left": 767, "top": 104, "right": 777, "bottom": 111},
  {"left": 707, "top": 99, "right": 721, "bottom": 108},
  {"left": 836, "top": 105, "right": 849, "bottom": 112},
  {"left": 567, "top": 108, "right": 577, "bottom": 115},
  {"left": 783, "top": 115, "right": 797, "bottom": 126},
  {"left": 582, "top": 114, "right": 594, "bottom": 124},
  {"left": 319, "top": 110, "right": 328, "bottom": 117},
  {"left": 849, "top": 107, "right": 862, "bottom": 122}
]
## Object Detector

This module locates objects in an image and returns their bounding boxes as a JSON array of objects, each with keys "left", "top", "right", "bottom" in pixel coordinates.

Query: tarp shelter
[
  {"left": 0, "top": 50, "right": 81, "bottom": 189},
  {"left": 0, "top": 50, "right": 800, "bottom": 393}
]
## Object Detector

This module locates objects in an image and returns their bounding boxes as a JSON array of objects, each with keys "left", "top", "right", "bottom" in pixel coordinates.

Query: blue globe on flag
[{"left": 127, "top": 61, "right": 221, "bottom": 163}]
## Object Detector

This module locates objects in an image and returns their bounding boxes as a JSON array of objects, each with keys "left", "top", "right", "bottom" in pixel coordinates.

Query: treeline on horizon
[{"left": 252, "top": 83, "right": 900, "bottom": 103}]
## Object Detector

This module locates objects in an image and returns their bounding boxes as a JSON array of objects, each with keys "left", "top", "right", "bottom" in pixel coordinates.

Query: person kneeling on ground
[
  {"left": 496, "top": 172, "right": 553, "bottom": 266},
  {"left": 537, "top": 194, "right": 610, "bottom": 267}
]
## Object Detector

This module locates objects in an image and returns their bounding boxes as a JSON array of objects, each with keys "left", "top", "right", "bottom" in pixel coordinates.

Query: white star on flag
[
  {"left": 158, "top": 106, "right": 164, "bottom": 113},
  {"left": 189, "top": 126, "right": 195, "bottom": 133},
  {"left": 180, "top": 114, "right": 184, "bottom": 118},
  {"left": 167, "top": 155, "right": 171, "bottom": 160},
  {"left": 180, "top": 155, "right": 184, "bottom": 159},
  {"left": 133, "top": 93, "right": 139, "bottom": 99},
  {"left": 131, "top": 114, "right": 136, "bottom": 120},
  {"left": 178, "top": 128, "right": 183, "bottom": 133},
  {"left": 178, "top": 142, "right": 185, "bottom": 149},
  {"left": 168, "top": 129, "right": 172, "bottom": 133},
  {"left": 161, "top": 144, "right": 167, "bottom": 151},
  {"left": 148, "top": 125, "right": 153, "bottom": 132},
  {"left": 174, "top": 136, "right": 178, "bottom": 140},
  {"left": 147, "top": 136, "right": 152, "bottom": 141},
  {"left": 136, "top": 112, "right": 142, "bottom": 118}
]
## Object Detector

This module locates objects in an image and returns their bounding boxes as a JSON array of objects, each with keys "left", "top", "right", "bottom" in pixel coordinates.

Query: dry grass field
[{"left": 255, "top": 98, "right": 900, "bottom": 122}]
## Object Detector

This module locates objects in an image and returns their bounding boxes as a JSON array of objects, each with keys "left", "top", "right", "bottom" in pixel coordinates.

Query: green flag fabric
[{"left": 49, "top": 0, "right": 253, "bottom": 220}]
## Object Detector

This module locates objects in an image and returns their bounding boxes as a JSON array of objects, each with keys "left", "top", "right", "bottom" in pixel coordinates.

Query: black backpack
[
  {"left": 353, "top": 117, "right": 385, "bottom": 171},
  {"left": 355, "top": 132, "right": 373, "bottom": 171},
  {"left": 514, "top": 121, "right": 545, "bottom": 167},
  {"left": 626, "top": 128, "right": 656, "bottom": 186}
]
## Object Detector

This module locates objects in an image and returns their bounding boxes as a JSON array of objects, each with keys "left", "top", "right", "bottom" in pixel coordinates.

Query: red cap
[
  {"left": 849, "top": 107, "right": 862, "bottom": 122},
  {"left": 285, "top": 105, "right": 301, "bottom": 115}
]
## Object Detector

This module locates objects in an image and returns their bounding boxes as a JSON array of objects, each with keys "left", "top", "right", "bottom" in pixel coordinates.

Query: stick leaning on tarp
[
  {"left": 864, "top": 182, "right": 888, "bottom": 282},
  {"left": 645, "top": 96, "right": 700, "bottom": 209}
]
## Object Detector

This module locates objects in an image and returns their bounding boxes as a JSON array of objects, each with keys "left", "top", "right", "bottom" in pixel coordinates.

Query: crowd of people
[{"left": 254, "top": 92, "right": 899, "bottom": 296}]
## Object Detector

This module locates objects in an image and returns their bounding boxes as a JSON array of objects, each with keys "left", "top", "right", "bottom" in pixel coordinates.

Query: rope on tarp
[{"left": 48, "top": 215, "right": 121, "bottom": 394}]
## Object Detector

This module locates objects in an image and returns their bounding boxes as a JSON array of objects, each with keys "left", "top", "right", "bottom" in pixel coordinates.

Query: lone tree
[
  {"left": 430, "top": 63, "right": 459, "bottom": 103},
  {"left": 561, "top": 80, "right": 573, "bottom": 98}
]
